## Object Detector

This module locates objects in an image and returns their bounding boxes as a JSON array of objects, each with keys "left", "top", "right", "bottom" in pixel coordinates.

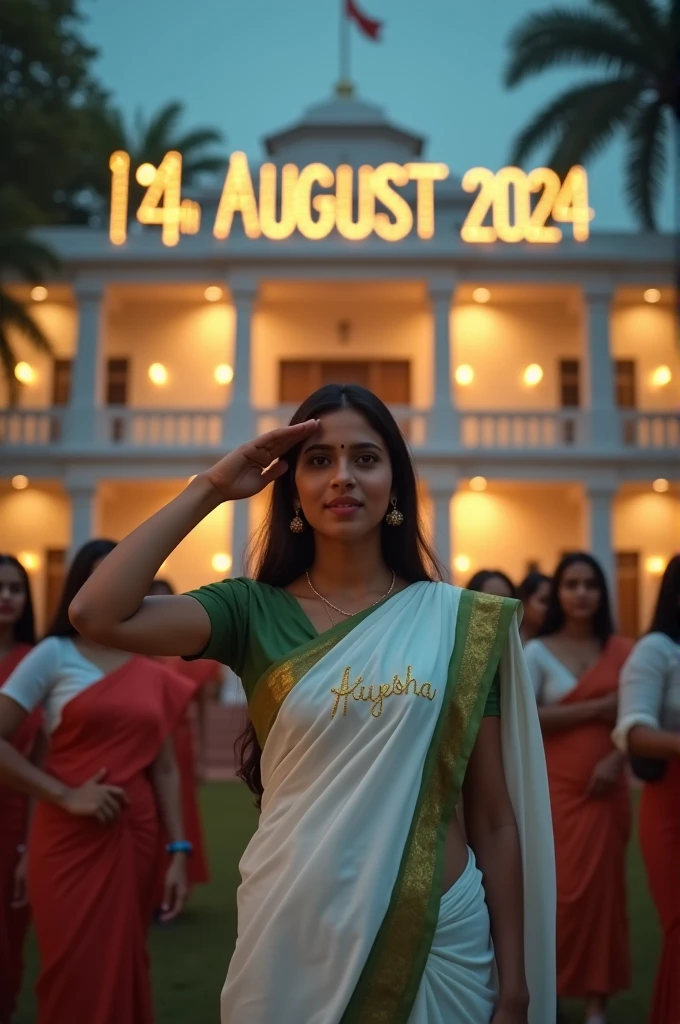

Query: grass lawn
[{"left": 16, "top": 782, "right": 659, "bottom": 1023}]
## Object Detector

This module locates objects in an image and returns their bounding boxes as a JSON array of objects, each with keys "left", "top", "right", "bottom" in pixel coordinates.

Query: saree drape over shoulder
[{"left": 207, "top": 582, "right": 555, "bottom": 1024}]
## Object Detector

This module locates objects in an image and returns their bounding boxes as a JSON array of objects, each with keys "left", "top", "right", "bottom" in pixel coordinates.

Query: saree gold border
[
  {"left": 343, "top": 591, "right": 511, "bottom": 1024},
  {"left": 249, "top": 629, "right": 349, "bottom": 749}
]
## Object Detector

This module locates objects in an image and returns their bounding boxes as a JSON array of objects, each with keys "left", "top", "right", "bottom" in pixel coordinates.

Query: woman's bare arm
[
  {"left": 627, "top": 725, "right": 680, "bottom": 760},
  {"left": 69, "top": 422, "right": 319, "bottom": 658},
  {"left": 462, "top": 717, "right": 529, "bottom": 1015},
  {"left": 537, "top": 692, "right": 616, "bottom": 734}
]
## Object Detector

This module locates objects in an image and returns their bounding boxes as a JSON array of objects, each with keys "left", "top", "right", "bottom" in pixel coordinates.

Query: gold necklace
[{"left": 305, "top": 569, "right": 396, "bottom": 619}]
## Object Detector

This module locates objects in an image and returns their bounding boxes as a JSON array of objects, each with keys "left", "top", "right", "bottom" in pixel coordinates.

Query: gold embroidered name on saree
[{"left": 330, "top": 665, "right": 436, "bottom": 720}]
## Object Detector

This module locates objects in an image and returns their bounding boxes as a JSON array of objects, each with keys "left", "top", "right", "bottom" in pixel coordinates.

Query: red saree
[
  {"left": 543, "top": 636, "right": 633, "bottom": 998},
  {"left": 639, "top": 755, "right": 680, "bottom": 1023},
  {"left": 0, "top": 645, "right": 41, "bottom": 1022},
  {"left": 27, "top": 657, "right": 194, "bottom": 1024}
]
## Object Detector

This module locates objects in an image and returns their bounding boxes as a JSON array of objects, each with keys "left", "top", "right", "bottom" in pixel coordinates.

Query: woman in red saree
[
  {"left": 0, "top": 541, "right": 195, "bottom": 1024},
  {"left": 0, "top": 555, "right": 42, "bottom": 1024},
  {"left": 614, "top": 555, "right": 680, "bottom": 1024},
  {"left": 525, "top": 552, "right": 633, "bottom": 1024},
  {"left": 148, "top": 579, "right": 220, "bottom": 894}
]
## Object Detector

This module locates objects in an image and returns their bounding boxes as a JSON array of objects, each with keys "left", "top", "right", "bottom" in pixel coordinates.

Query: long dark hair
[
  {"left": 517, "top": 571, "right": 551, "bottom": 603},
  {"left": 237, "top": 384, "right": 444, "bottom": 801},
  {"left": 466, "top": 569, "right": 517, "bottom": 598},
  {"left": 0, "top": 554, "right": 36, "bottom": 646},
  {"left": 47, "top": 539, "right": 117, "bottom": 638},
  {"left": 539, "top": 552, "right": 614, "bottom": 647},
  {"left": 648, "top": 554, "right": 680, "bottom": 641}
]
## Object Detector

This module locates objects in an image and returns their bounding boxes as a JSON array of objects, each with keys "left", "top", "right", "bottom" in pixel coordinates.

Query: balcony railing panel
[
  {"left": 620, "top": 412, "right": 679, "bottom": 449},
  {"left": 0, "top": 409, "right": 64, "bottom": 447},
  {"left": 257, "top": 405, "right": 429, "bottom": 447},
  {"left": 100, "top": 409, "right": 223, "bottom": 447},
  {"left": 460, "top": 410, "right": 585, "bottom": 449}
]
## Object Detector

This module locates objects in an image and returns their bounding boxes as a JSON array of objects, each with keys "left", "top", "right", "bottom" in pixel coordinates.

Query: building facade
[{"left": 1, "top": 89, "right": 678, "bottom": 635}]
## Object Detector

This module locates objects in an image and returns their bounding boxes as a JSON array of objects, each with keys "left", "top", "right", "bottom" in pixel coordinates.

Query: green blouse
[{"left": 185, "top": 577, "right": 500, "bottom": 716}]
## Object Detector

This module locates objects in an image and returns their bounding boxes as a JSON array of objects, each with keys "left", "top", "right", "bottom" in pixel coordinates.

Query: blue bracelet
[{"left": 166, "top": 840, "right": 193, "bottom": 856}]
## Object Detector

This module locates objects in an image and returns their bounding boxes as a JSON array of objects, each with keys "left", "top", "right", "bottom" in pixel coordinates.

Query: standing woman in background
[
  {"left": 0, "top": 540, "right": 194, "bottom": 1024},
  {"left": 524, "top": 553, "right": 632, "bottom": 1024},
  {"left": 466, "top": 569, "right": 517, "bottom": 599},
  {"left": 0, "top": 555, "right": 41, "bottom": 1024},
  {"left": 614, "top": 555, "right": 680, "bottom": 1024},
  {"left": 517, "top": 572, "right": 551, "bottom": 645},
  {"left": 148, "top": 577, "right": 219, "bottom": 898}
]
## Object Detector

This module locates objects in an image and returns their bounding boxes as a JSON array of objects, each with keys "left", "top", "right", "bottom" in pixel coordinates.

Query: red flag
[{"left": 346, "top": 0, "right": 383, "bottom": 40}]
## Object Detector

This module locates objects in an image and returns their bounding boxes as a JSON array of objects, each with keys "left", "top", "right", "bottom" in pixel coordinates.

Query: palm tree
[
  {"left": 0, "top": 233, "right": 57, "bottom": 404},
  {"left": 90, "top": 100, "right": 226, "bottom": 218},
  {"left": 504, "top": 0, "right": 677, "bottom": 230}
]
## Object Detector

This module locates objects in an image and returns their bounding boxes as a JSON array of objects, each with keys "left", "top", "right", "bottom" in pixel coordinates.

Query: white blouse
[
  {"left": 524, "top": 639, "right": 579, "bottom": 705},
  {"left": 613, "top": 633, "right": 680, "bottom": 751},
  {"left": 0, "top": 637, "right": 105, "bottom": 734}
]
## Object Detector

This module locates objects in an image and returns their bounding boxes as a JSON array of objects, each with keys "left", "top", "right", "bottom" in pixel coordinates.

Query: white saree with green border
[{"left": 221, "top": 581, "right": 555, "bottom": 1023}]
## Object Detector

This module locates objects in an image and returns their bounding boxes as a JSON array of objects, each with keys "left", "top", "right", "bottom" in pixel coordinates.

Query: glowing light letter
[
  {"left": 213, "top": 152, "right": 261, "bottom": 240},
  {"left": 180, "top": 199, "right": 201, "bottom": 235},
  {"left": 405, "top": 162, "right": 448, "bottom": 239},
  {"left": 136, "top": 151, "right": 183, "bottom": 246},
  {"left": 259, "top": 163, "right": 298, "bottom": 240},
  {"left": 109, "top": 151, "right": 130, "bottom": 246},
  {"left": 461, "top": 168, "right": 497, "bottom": 243},
  {"left": 526, "top": 168, "right": 562, "bottom": 243},
  {"left": 372, "top": 163, "right": 413, "bottom": 241},
  {"left": 294, "top": 164, "right": 335, "bottom": 240},
  {"left": 553, "top": 166, "right": 593, "bottom": 242},
  {"left": 336, "top": 165, "right": 375, "bottom": 241},
  {"left": 493, "top": 167, "right": 530, "bottom": 243}
]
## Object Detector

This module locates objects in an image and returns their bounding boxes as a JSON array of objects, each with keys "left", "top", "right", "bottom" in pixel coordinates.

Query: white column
[
  {"left": 67, "top": 483, "right": 99, "bottom": 561},
  {"left": 583, "top": 283, "right": 617, "bottom": 448},
  {"left": 429, "top": 284, "right": 458, "bottom": 446},
  {"left": 585, "top": 482, "right": 616, "bottom": 609},
  {"left": 230, "top": 498, "right": 250, "bottom": 577},
  {"left": 430, "top": 485, "right": 454, "bottom": 581},
  {"left": 66, "top": 282, "right": 106, "bottom": 445},
  {"left": 225, "top": 285, "right": 256, "bottom": 446}
]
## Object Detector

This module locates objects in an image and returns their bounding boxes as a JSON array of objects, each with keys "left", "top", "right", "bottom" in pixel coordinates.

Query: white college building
[{"left": 1, "top": 86, "right": 678, "bottom": 636}]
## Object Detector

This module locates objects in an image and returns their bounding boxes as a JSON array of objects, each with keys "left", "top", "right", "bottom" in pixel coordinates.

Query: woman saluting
[{"left": 71, "top": 385, "right": 556, "bottom": 1024}]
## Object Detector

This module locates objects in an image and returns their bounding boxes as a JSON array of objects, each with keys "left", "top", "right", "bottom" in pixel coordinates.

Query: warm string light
[
  {"left": 259, "top": 163, "right": 299, "bottom": 240},
  {"left": 148, "top": 363, "right": 168, "bottom": 385},
  {"left": 14, "top": 362, "right": 36, "bottom": 385},
  {"left": 109, "top": 150, "right": 130, "bottom": 246},
  {"left": 455, "top": 364, "right": 474, "bottom": 386},
  {"left": 651, "top": 365, "right": 672, "bottom": 387},
  {"left": 335, "top": 165, "right": 375, "bottom": 241},
  {"left": 461, "top": 165, "right": 593, "bottom": 243},
  {"left": 212, "top": 553, "right": 232, "bottom": 573},
  {"left": 523, "top": 363, "right": 544, "bottom": 386},
  {"left": 454, "top": 554, "right": 471, "bottom": 573},
  {"left": 136, "top": 151, "right": 183, "bottom": 247},
  {"left": 645, "top": 556, "right": 666, "bottom": 576},
  {"left": 214, "top": 151, "right": 262, "bottom": 240}
]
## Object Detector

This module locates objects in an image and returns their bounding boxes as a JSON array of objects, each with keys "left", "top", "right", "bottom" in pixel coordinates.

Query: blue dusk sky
[{"left": 83, "top": 0, "right": 674, "bottom": 232}]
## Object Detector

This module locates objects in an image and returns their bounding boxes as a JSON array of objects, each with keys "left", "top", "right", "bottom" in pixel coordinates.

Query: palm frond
[
  {"left": 624, "top": 100, "right": 667, "bottom": 229},
  {"left": 172, "top": 127, "right": 224, "bottom": 153},
  {"left": 0, "top": 291, "right": 55, "bottom": 356},
  {"left": 0, "top": 234, "right": 59, "bottom": 281},
  {"left": 0, "top": 328, "right": 19, "bottom": 405},
  {"left": 182, "top": 157, "right": 228, "bottom": 181},
  {"left": 510, "top": 76, "right": 645, "bottom": 166},
  {"left": 504, "top": 9, "right": 658, "bottom": 87},
  {"left": 591, "top": 0, "right": 665, "bottom": 54},
  {"left": 142, "top": 101, "right": 185, "bottom": 153}
]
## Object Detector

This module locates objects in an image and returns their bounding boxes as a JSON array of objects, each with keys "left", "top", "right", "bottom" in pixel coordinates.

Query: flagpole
[{"left": 337, "top": 0, "right": 352, "bottom": 95}]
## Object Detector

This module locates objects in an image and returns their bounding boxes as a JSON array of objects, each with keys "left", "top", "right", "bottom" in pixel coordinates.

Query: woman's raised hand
[{"left": 204, "top": 419, "right": 319, "bottom": 502}]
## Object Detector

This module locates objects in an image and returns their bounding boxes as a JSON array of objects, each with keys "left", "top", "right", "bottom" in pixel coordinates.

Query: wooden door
[
  {"left": 279, "top": 360, "right": 410, "bottom": 405},
  {"left": 616, "top": 551, "right": 640, "bottom": 638}
]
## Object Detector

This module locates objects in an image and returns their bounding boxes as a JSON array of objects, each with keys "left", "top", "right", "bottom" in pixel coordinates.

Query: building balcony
[{"left": 1, "top": 404, "right": 678, "bottom": 457}]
